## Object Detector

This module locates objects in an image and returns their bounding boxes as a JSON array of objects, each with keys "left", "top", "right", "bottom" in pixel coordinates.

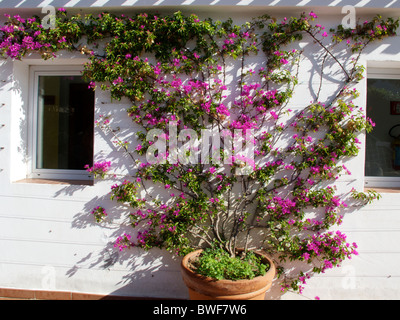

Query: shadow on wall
[
  {"left": 57, "top": 180, "right": 363, "bottom": 300},
  {"left": 56, "top": 184, "right": 186, "bottom": 299},
  {"left": 57, "top": 183, "right": 289, "bottom": 300}
]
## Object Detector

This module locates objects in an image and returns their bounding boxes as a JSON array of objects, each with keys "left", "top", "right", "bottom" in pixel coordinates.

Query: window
[
  {"left": 29, "top": 66, "right": 94, "bottom": 180},
  {"left": 365, "top": 67, "right": 400, "bottom": 188}
]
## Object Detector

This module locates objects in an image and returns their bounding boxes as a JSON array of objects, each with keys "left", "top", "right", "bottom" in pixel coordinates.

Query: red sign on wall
[{"left": 391, "top": 101, "right": 400, "bottom": 115}]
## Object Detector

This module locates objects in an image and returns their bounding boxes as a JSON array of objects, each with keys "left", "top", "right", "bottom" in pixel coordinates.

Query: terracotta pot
[{"left": 180, "top": 249, "right": 276, "bottom": 300}]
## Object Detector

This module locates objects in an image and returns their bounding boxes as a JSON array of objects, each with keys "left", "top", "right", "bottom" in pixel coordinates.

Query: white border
[
  {"left": 365, "top": 66, "right": 400, "bottom": 188},
  {"left": 28, "top": 65, "right": 93, "bottom": 180}
]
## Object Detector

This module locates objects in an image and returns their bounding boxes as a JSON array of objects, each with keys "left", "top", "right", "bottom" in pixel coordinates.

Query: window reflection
[
  {"left": 37, "top": 75, "right": 94, "bottom": 170},
  {"left": 366, "top": 78, "right": 400, "bottom": 177}
]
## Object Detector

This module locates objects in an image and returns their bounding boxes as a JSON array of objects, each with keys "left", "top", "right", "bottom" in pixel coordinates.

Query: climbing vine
[{"left": 0, "top": 9, "right": 396, "bottom": 294}]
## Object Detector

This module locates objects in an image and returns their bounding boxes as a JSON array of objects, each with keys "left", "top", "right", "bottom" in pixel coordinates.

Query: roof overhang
[
  {"left": 1, "top": 0, "right": 400, "bottom": 9},
  {"left": 1, "top": 0, "right": 400, "bottom": 18}
]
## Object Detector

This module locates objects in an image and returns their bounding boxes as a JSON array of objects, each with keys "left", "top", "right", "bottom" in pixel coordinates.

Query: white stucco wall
[{"left": 0, "top": 4, "right": 400, "bottom": 300}]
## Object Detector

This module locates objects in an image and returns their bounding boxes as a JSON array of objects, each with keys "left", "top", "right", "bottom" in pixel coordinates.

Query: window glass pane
[
  {"left": 366, "top": 78, "right": 400, "bottom": 177},
  {"left": 37, "top": 75, "right": 94, "bottom": 170}
]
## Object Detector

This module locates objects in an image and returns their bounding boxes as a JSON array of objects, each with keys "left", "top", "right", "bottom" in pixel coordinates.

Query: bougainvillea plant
[{"left": 1, "top": 9, "right": 396, "bottom": 295}]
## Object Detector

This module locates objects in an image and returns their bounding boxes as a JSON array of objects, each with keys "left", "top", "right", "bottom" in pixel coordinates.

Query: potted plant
[
  {"left": 1, "top": 9, "right": 394, "bottom": 299},
  {"left": 180, "top": 248, "right": 276, "bottom": 300}
]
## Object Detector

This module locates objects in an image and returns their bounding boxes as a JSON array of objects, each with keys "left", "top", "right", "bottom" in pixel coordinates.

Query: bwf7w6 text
[{"left": 197, "top": 304, "right": 247, "bottom": 315}]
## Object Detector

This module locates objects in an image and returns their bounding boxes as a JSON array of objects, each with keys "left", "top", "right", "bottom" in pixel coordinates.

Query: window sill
[
  {"left": 14, "top": 178, "right": 94, "bottom": 186},
  {"left": 365, "top": 187, "right": 400, "bottom": 194}
]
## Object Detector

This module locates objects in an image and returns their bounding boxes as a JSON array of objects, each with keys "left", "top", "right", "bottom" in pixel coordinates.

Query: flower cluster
[
  {"left": 114, "top": 233, "right": 133, "bottom": 251},
  {"left": 284, "top": 231, "right": 359, "bottom": 293},
  {"left": 84, "top": 161, "right": 111, "bottom": 179},
  {"left": 91, "top": 206, "right": 107, "bottom": 223}
]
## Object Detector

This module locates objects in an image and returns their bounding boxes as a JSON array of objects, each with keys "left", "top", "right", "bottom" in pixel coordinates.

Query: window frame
[
  {"left": 365, "top": 66, "right": 400, "bottom": 188},
  {"left": 28, "top": 65, "right": 94, "bottom": 181}
]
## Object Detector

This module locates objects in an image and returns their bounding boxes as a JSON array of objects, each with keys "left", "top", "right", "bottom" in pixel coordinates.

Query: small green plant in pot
[
  {"left": 1, "top": 9, "right": 392, "bottom": 299},
  {"left": 194, "top": 247, "right": 267, "bottom": 281}
]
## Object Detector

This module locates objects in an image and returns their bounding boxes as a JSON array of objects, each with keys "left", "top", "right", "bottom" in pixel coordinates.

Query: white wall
[{"left": 0, "top": 6, "right": 400, "bottom": 300}]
